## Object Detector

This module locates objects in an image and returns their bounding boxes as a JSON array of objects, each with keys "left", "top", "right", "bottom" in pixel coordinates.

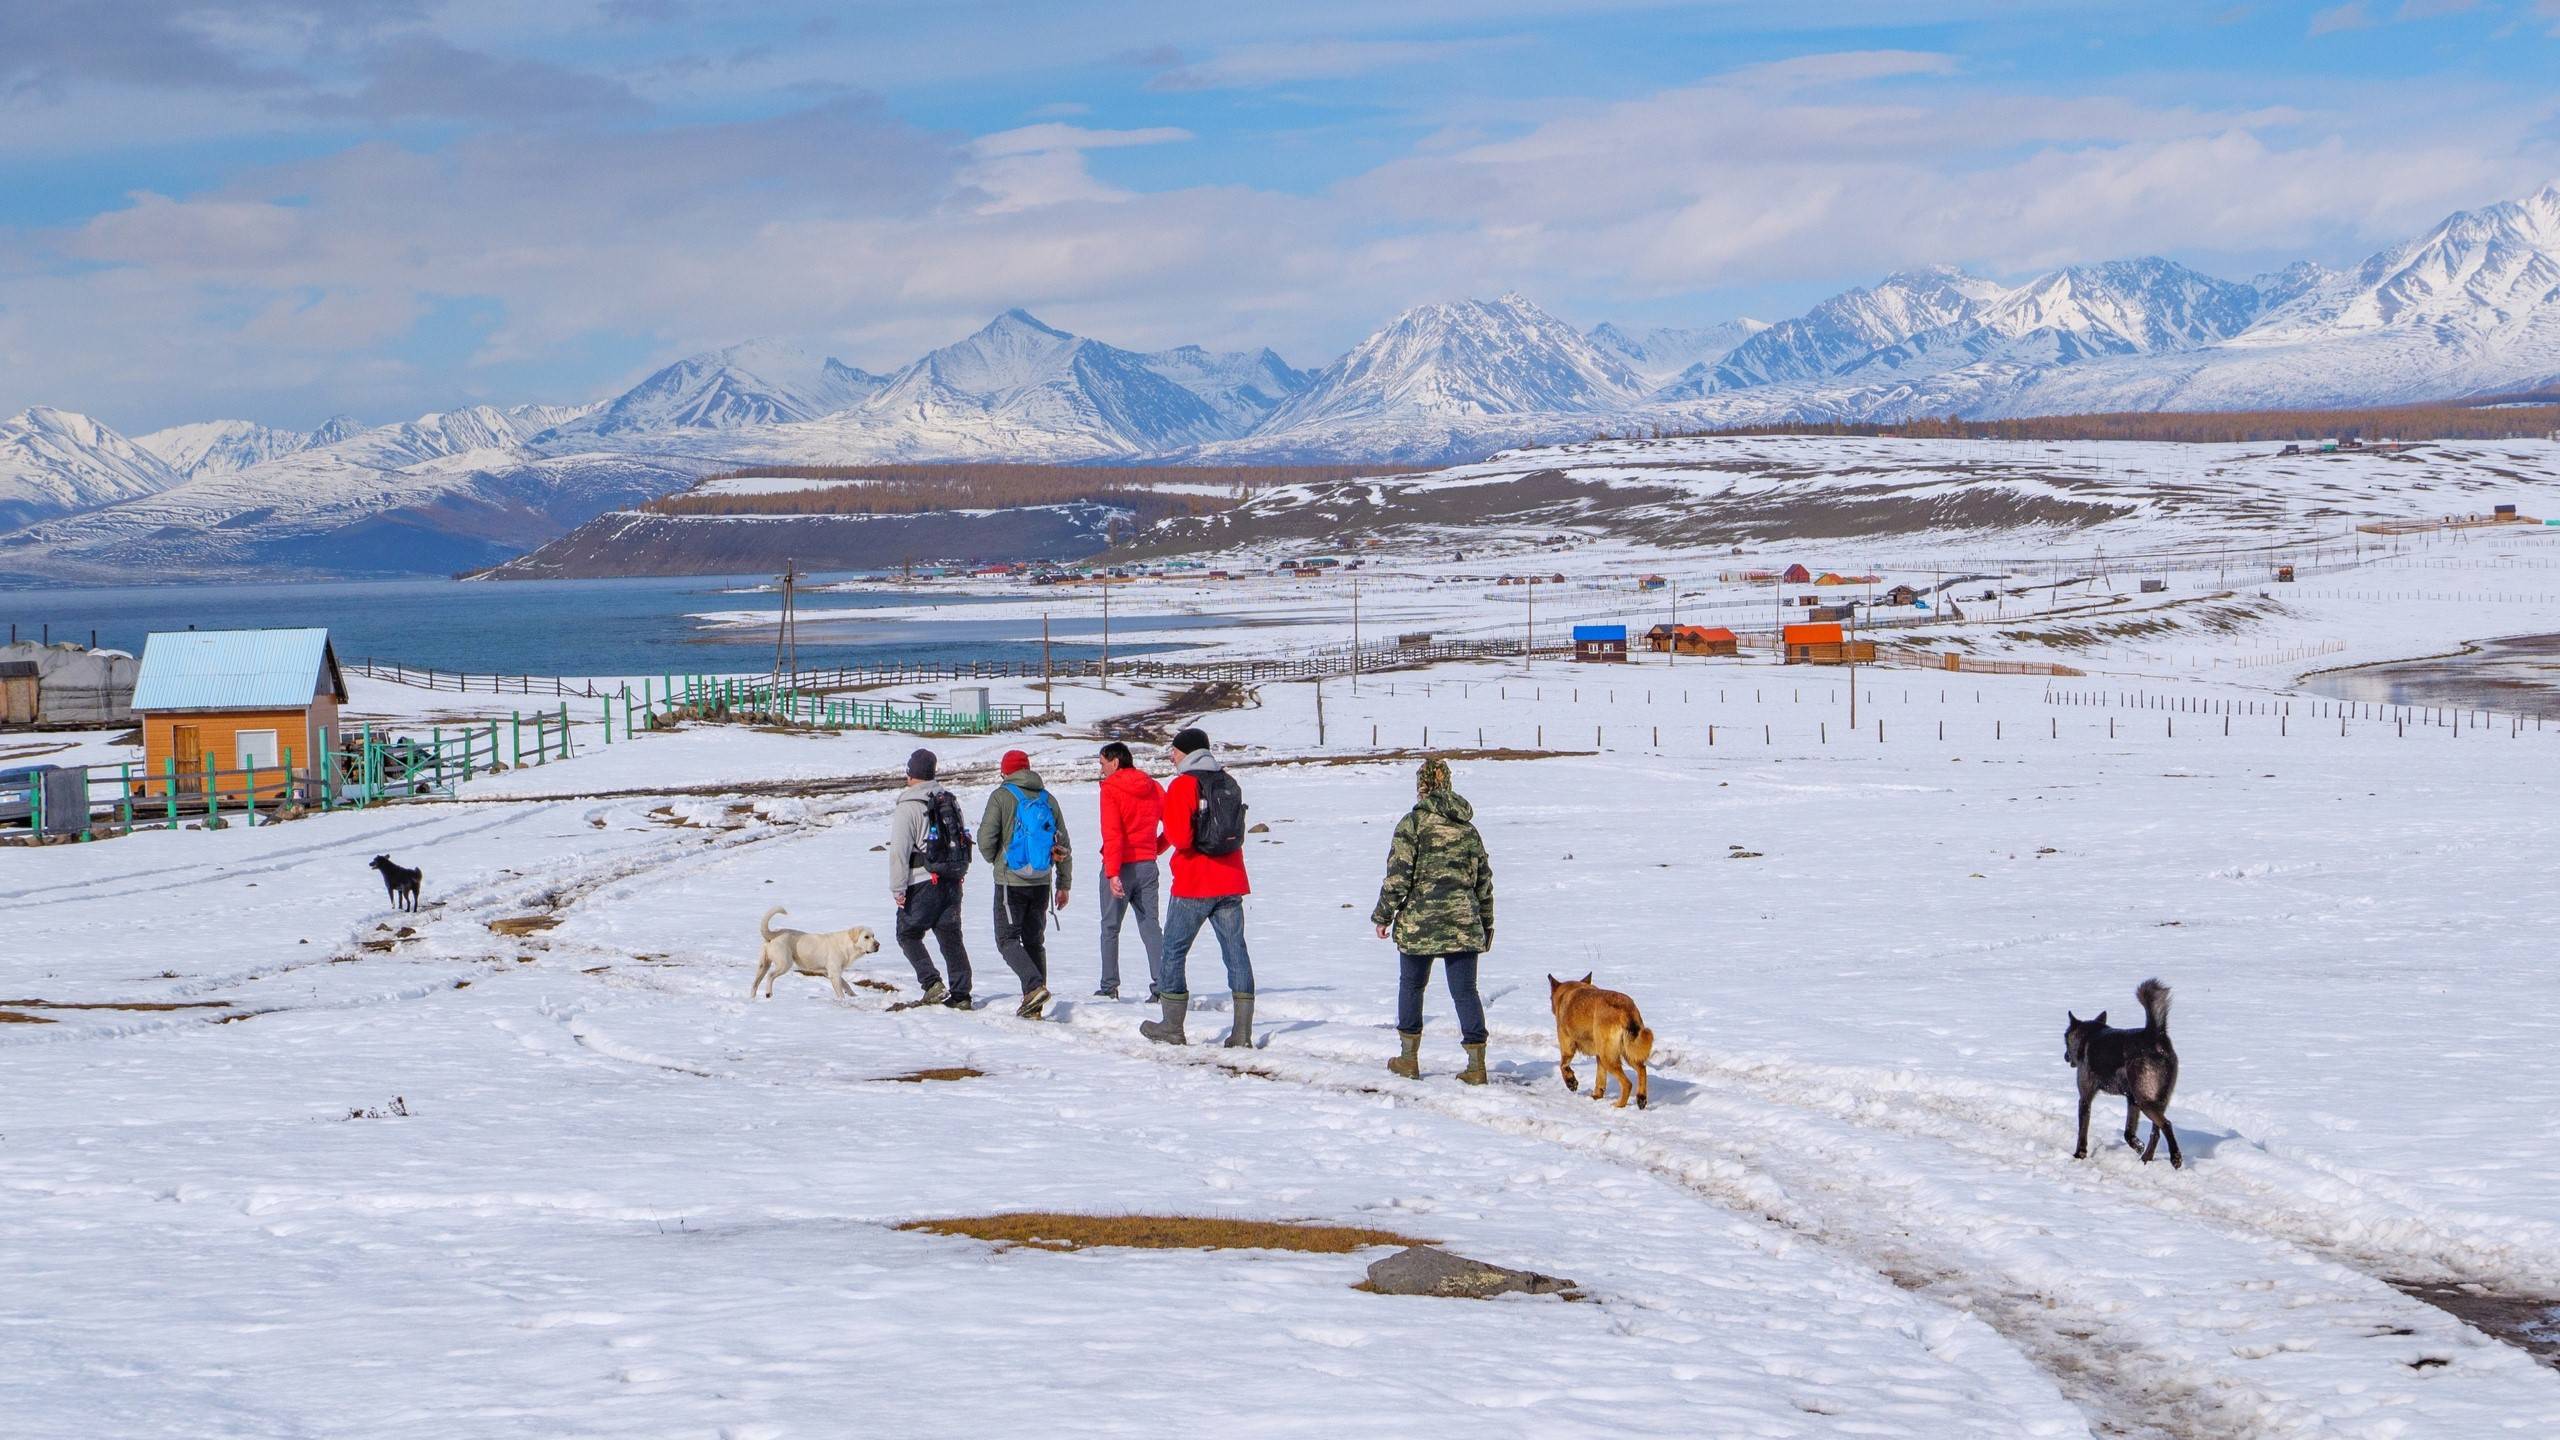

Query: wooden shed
[
  {"left": 1646, "top": 624, "right": 1738, "bottom": 656},
  {"left": 1882, "top": 584, "right": 1923, "bottom": 606},
  {"left": 132, "top": 628, "right": 346, "bottom": 800},
  {"left": 1782, "top": 622, "right": 1876, "bottom": 665},
  {"left": 1780, "top": 563, "right": 1811, "bottom": 584},
  {"left": 1571, "top": 624, "right": 1630, "bottom": 663}
]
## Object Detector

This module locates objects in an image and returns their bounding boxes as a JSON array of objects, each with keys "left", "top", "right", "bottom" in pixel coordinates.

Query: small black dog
[
  {"left": 2064, "top": 978, "right": 2181, "bottom": 1169},
  {"left": 368, "top": 854, "right": 423, "bottom": 913}
]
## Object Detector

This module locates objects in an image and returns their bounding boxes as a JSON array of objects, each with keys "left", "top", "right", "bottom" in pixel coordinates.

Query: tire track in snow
[{"left": 1014, "top": 1003, "right": 2560, "bottom": 1440}]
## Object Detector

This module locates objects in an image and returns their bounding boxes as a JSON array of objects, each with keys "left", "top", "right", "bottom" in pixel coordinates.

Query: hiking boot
[
  {"left": 919, "top": 980, "right": 948, "bottom": 1006},
  {"left": 941, "top": 991, "right": 973, "bottom": 1010},
  {"left": 1140, "top": 992, "right": 1188, "bottom": 1046},
  {"left": 1223, "top": 993, "right": 1255, "bottom": 1049},
  {"left": 1388, "top": 1031, "right": 1422, "bottom": 1080},
  {"left": 1016, "top": 986, "right": 1050, "bottom": 1020},
  {"left": 1456, "top": 1043, "right": 1489, "bottom": 1086},
  {"left": 1092, "top": 985, "right": 1118, "bottom": 1000}
]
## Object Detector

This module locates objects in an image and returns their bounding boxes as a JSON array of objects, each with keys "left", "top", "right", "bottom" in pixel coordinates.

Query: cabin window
[{"left": 236, "top": 729, "right": 281, "bottom": 770}]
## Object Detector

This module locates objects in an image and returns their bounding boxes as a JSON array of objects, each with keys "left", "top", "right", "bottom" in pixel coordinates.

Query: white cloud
[
  {"left": 970, "top": 123, "right": 1192, "bottom": 158},
  {"left": 1145, "top": 37, "right": 1514, "bottom": 91}
]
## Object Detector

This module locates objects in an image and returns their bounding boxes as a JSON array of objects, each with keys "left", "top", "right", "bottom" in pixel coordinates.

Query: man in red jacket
[
  {"left": 1141, "top": 727, "right": 1254, "bottom": 1048},
  {"left": 1094, "top": 740, "right": 1167, "bottom": 1001}
]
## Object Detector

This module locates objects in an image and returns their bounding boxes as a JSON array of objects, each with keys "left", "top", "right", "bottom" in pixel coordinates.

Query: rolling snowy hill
[{"left": 136, "top": 415, "right": 367, "bottom": 481}]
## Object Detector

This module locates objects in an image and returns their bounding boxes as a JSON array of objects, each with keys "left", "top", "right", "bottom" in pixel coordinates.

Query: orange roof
[
  {"left": 1783, "top": 622, "right": 1845, "bottom": 645},
  {"left": 1680, "top": 625, "right": 1736, "bottom": 642}
]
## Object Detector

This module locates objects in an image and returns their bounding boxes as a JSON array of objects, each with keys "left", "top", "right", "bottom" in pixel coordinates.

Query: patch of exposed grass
[
  {"left": 0, "top": 1010, "right": 55, "bottom": 1024},
  {"left": 488, "top": 915, "right": 559, "bottom": 936},
  {"left": 898, "top": 1213, "right": 1424, "bottom": 1254},
  {"left": 875, "top": 1066, "right": 984, "bottom": 1084},
  {"left": 0, "top": 998, "right": 231, "bottom": 1012}
]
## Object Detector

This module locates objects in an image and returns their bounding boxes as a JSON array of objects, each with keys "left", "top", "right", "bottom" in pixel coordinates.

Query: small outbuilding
[
  {"left": 132, "top": 628, "right": 347, "bottom": 799},
  {"left": 1645, "top": 624, "right": 1739, "bottom": 657},
  {"left": 1571, "top": 624, "right": 1630, "bottom": 663},
  {"left": 1881, "top": 584, "right": 1923, "bottom": 607},
  {"left": 1780, "top": 563, "right": 1811, "bottom": 584}
]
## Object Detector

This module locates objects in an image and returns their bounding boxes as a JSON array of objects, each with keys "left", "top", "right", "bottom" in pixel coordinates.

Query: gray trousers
[{"left": 1098, "top": 858, "right": 1164, "bottom": 995}]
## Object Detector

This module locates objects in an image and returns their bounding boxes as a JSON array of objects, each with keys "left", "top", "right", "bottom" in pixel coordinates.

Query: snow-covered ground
[{"left": 15, "top": 432, "right": 2560, "bottom": 1436}]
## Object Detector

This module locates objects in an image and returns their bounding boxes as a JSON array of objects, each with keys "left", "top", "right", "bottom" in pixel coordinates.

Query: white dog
[{"left": 752, "top": 906, "right": 881, "bottom": 1001}]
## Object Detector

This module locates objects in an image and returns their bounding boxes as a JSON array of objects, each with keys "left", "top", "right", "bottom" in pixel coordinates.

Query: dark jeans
[
  {"left": 993, "top": 883, "right": 1051, "bottom": 995},
  {"left": 896, "top": 880, "right": 971, "bottom": 998},
  {"left": 1397, "top": 952, "right": 1485, "bottom": 1045},
  {"left": 1160, "top": 894, "right": 1253, "bottom": 995},
  {"left": 1098, "top": 858, "right": 1163, "bottom": 995}
]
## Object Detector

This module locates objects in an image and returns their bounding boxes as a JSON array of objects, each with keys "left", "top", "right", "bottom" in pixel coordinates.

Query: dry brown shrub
[{"left": 874, "top": 1066, "right": 984, "bottom": 1083}]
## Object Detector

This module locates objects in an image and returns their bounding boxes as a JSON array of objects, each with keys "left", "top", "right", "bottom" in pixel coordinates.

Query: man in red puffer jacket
[
  {"left": 1141, "top": 727, "right": 1254, "bottom": 1049},
  {"left": 1094, "top": 740, "right": 1167, "bottom": 1001}
]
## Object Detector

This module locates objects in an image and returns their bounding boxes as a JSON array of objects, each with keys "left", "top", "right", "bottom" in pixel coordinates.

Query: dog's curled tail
[
  {"left": 1625, "top": 1021, "right": 1655, "bottom": 1069},
  {"left": 2136, "top": 978, "right": 2172, "bottom": 1036},
  {"left": 759, "top": 905, "right": 788, "bottom": 941}
]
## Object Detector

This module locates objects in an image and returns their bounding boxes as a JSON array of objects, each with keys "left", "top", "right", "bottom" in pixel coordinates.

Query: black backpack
[
  {"left": 1188, "top": 770, "right": 1248, "bottom": 857},
  {"left": 919, "top": 790, "right": 973, "bottom": 879}
]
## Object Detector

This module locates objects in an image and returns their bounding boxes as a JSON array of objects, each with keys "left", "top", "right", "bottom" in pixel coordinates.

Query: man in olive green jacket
[{"left": 1370, "top": 757, "right": 1494, "bottom": 1084}]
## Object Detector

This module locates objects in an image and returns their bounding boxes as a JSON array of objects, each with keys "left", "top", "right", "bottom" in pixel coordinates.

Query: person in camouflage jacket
[{"left": 1370, "top": 757, "right": 1495, "bottom": 1084}]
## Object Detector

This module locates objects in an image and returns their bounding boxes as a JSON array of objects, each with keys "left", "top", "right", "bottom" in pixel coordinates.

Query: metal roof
[
  {"left": 1572, "top": 625, "right": 1627, "bottom": 641},
  {"left": 131, "top": 629, "right": 344, "bottom": 712}
]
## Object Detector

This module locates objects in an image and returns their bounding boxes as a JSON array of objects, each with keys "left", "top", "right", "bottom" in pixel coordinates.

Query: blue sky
[{"left": 2, "top": 0, "right": 2556, "bottom": 431}]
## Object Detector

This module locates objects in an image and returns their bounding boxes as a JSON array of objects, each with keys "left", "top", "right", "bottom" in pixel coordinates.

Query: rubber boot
[
  {"left": 1223, "top": 993, "right": 1255, "bottom": 1049},
  {"left": 1140, "top": 992, "right": 1188, "bottom": 1046},
  {"left": 1456, "top": 1043, "right": 1489, "bottom": 1086},
  {"left": 1388, "top": 1031, "right": 1422, "bottom": 1080}
]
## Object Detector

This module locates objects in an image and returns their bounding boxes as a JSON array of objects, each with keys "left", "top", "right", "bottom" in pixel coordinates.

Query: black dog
[
  {"left": 2064, "top": 979, "right": 2181, "bottom": 1168},
  {"left": 368, "top": 854, "right": 423, "bottom": 913}
]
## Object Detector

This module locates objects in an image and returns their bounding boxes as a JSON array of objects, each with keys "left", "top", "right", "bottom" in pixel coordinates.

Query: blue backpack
[{"left": 1002, "top": 785, "right": 1058, "bottom": 877}]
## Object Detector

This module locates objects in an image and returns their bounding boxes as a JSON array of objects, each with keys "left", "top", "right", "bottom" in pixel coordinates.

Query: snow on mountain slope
[
  {"left": 136, "top": 415, "right": 367, "bottom": 480},
  {"left": 1676, "top": 266, "right": 2010, "bottom": 396},
  {"left": 1141, "top": 344, "right": 1310, "bottom": 433},
  {"left": 543, "top": 339, "right": 883, "bottom": 444},
  {"left": 1265, "top": 294, "right": 1644, "bottom": 432},
  {"left": 1587, "top": 319, "right": 1767, "bottom": 384},
  {"left": 1846, "top": 258, "right": 2264, "bottom": 376},
  {"left": 0, "top": 408, "right": 183, "bottom": 531},
  {"left": 769, "top": 310, "right": 1239, "bottom": 461}
]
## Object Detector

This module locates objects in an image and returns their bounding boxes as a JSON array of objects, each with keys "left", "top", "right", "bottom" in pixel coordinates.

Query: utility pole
[
  {"left": 1525, "top": 575, "right": 1535, "bottom": 670},
  {"left": 1041, "top": 612, "right": 1053, "bottom": 705},
  {"left": 1351, "top": 575, "right": 1362, "bottom": 695},
  {"left": 1101, "top": 580, "right": 1112, "bottom": 690},
  {"left": 770, "top": 558, "right": 800, "bottom": 695},
  {"left": 1315, "top": 678, "right": 1326, "bottom": 747}
]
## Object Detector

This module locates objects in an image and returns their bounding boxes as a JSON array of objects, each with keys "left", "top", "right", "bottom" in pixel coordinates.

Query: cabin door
[{"left": 172, "top": 724, "right": 204, "bottom": 794}]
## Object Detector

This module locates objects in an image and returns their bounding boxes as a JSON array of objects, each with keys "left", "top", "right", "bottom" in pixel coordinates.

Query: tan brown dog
[{"left": 1548, "top": 973, "right": 1655, "bottom": 1109}]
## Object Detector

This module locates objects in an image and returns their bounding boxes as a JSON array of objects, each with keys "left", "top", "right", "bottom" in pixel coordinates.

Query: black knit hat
[
  {"left": 906, "top": 748, "right": 937, "bottom": 780},
  {"left": 1170, "top": 727, "right": 1210, "bottom": 755}
]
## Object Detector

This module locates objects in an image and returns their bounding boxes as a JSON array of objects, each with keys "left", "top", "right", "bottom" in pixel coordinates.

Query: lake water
[
  {"left": 0, "top": 574, "right": 1197, "bottom": 677},
  {"left": 2301, "top": 633, "right": 2560, "bottom": 720}
]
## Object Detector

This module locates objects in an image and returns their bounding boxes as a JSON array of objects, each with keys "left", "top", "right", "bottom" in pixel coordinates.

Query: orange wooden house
[
  {"left": 131, "top": 628, "right": 346, "bottom": 799},
  {"left": 1781, "top": 621, "right": 1877, "bottom": 665}
]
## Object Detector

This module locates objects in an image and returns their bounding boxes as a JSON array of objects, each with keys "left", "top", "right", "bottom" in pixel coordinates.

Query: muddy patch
[
  {"left": 899, "top": 1213, "right": 1421, "bottom": 1254},
  {"left": 874, "top": 1066, "right": 985, "bottom": 1084},
  {"left": 488, "top": 915, "right": 561, "bottom": 937},
  {"left": 2391, "top": 1280, "right": 2560, "bottom": 1368},
  {"left": 0, "top": 998, "right": 232, "bottom": 1013}
]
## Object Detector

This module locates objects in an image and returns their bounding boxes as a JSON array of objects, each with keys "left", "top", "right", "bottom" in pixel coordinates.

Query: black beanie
[
  {"left": 1170, "top": 727, "right": 1209, "bottom": 755},
  {"left": 906, "top": 748, "right": 937, "bottom": 780}
]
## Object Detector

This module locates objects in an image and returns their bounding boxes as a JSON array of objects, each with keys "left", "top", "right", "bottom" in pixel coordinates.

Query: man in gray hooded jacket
[{"left": 887, "top": 748, "right": 971, "bottom": 1007}]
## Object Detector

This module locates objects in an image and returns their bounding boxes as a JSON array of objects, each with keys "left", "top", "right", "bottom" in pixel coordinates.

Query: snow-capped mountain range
[{"left": 5, "top": 181, "right": 2559, "bottom": 578}]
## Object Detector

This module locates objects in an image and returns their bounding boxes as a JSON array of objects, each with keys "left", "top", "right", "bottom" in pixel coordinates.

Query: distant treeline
[
  {"left": 1638, "top": 393, "right": 2560, "bottom": 445},
  {"left": 647, "top": 462, "right": 1403, "bottom": 519}
]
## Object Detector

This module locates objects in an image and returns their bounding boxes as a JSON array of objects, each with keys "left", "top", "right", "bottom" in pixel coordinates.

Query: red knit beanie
[{"left": 1000, "top": 749, "right": 1029, "bottom": 775}]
